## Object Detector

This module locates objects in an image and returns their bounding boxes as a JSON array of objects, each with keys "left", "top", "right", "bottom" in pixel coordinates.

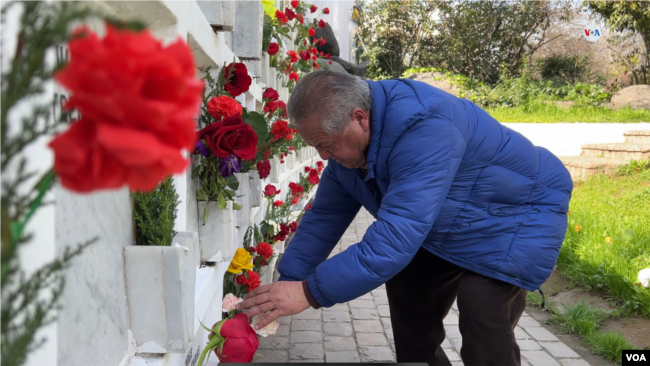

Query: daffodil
[{"left": 574, "top": 224, "right": 582, "bottom": 233}]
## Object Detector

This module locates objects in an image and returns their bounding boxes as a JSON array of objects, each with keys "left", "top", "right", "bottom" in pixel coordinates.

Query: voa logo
[
  {"left": 622, "top": 350, "right": 649, "bottom": 365},
  {"left": 583, "top": 23, "right": 602, "bottom": 42},
  {"left": 625, "top": 353, "right": 646, "bottom": 362}
]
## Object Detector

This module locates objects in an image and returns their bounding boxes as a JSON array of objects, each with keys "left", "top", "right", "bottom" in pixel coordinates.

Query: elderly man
[{"left": 237, "top": 70, "right": 572, "bottom": 365}]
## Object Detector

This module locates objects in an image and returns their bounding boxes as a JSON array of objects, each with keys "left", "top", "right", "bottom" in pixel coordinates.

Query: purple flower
[
  {"left": 195, "top": 139, "right": 210, "bottom": 157},
  {"left": 219, "top": 154, "right": 242, "bottom": 177}
]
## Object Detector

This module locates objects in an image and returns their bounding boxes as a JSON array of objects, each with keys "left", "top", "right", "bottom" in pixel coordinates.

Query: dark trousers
[{"left": 386, "top": 247, "right": 527, "bottom": 366}]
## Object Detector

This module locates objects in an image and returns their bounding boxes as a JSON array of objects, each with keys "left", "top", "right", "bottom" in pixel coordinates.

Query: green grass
[
  {"left": 558, "top": 163, "right": 650, "bottom": 318},
  {"left": 487, "top": 104, "right": 650, "bottom": 123},
  {"left": 585, "top": 331, "right": 637, "bottom": 364}
]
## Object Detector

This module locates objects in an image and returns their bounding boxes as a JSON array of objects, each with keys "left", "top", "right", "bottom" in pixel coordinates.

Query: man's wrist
[{"left": 302, "top": 279, "right": 322, "bottom": 309}]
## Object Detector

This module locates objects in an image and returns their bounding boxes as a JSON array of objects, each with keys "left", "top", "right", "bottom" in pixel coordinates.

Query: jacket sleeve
[
  {"left": 277, "top": 163, "right": 361, "bottom": 282},
  {"left": 305, "top": 117, "right": 467, "bottom": 307}
]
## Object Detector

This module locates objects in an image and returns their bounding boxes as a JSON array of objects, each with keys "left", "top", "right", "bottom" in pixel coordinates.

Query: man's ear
[{"left": 353, "top": 108, "right": 370, "bottom": 132}]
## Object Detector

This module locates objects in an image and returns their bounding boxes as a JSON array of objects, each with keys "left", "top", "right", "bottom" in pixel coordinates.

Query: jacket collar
[{"left": 363, "top": 80, "right": 387, "bottom": 182}]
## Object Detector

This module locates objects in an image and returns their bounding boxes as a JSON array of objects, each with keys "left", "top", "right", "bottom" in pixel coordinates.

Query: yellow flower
[
  {"left": 574, "top": 224, "right": 582, "bottom": 233},
  {"left": 605, "top": 237, "right": 614, "bottom": 244},
  {"left": 228, "top": 248, "right": 255, "bottom": 274},
  {"left": 261, "top": 0, "right": 278, "bottom": 18}
]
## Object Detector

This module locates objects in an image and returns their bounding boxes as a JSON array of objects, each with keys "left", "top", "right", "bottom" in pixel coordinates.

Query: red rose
[
  {"left": 326, "top": 53, "right": 331, "bottom": 59},
  {"left": 236, "top": 271, "right": 261, "bottom": 292},
  {"left": 304, "top": 166, "right": 310, "bottom": 173},
  {"left": 292, "top": 196, "right": 299, "bottom": 204},
  {"left": 318, "top": 19, "right": 326, "bottom": 28},
  {"left": 289, "top": 72, "right": 299, "bottom": 81},
  {"left": 300, "top": 50, "right": 311, "bottom": 61},
  {"left": 289, "top": 146, "right": 294, "bottom": 151},
  {"left": 256, "top": 242, "right": 274, "bottom": 259},
  {"left": 263, "top": 88, "right": 279, "bottom": 103},
  {"left": 197, "top": 314, "right": 259, "bottom": 364},
  {"left": 267, "top": 42, "right": 279, "bottom": 56},
  {"left": 329, "top": 60, "right": 332, "bottom": 64},
  {"left": 320, "top": 38, "right": 327, "bottom": 46},
  {"left": 280, "top": 223, "right": 290, "bottom": 235},
  {"left": 308, "top": 169, "right": 320, "bottom": 184},
  {"left": 287, "top": 50, "right": 299, "bottom": 63},
  {"left": 49, "top": 118, "right": 188, "bottom": 192},
  {"left": 291, "top": 0, "right": 299, "bottom": 8},
  {"left": 316, "top": 161, "right": 323, "bottom": 167},
  {"left": 318, "top": 166, "right": 323, "bottom": 172},
  {"left": 305, "top": 202, "right": 312, "bottom": 211},
  {"left": 207, "top": 95, "right": 242, "bottom": 121},
  {"left": 323, "top": 7, "right": 330, "bottom": 14},
  {"left": 312, "top": 54, "right": 318, "bottom": 60},
  {"left": 297, "top": 14, "right": 304, "bottom": 24},
  {"left": 197, "top": 113, "right": 258, "bottom": 160},
  {"left": 223, "top": 63, "right": 252, "bottom": 97},
  {"left": 274, "top": 200, "right": 284, "bottom": 207},
  {"left": 257, "top": 160, "right": 271, "bottom": 179},
  {"left": 289, "top": 221, "right": 297, "bottom": 232},
  {"left": 276, "top": 9, "right": 288, "bottom": 24},
  {"left": 320, "top": 51, "right": 324, "bottom": 56},
  {"left": 309, "top": 28, "right": 316, "bottom": 37},
  {"left": 248, "top": 246, "right": 256, "bottom": 253},
  {"left": 310, "top": 4, "right": 318, "bottom": 13},
  {"left": 264, "top": 184, "right": 280, "bottom": 197},
  {"left": 285, "top": 8, "right": 296, "bottom": 20},
  {"left": 271, "top": 120, "right": 293, "bottom": 140}
]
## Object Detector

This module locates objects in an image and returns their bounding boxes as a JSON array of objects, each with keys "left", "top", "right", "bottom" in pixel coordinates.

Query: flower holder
[
  {"left": 198, "top": 200, "right": 236, "bottom": 263},
  {"left": 270, "top": 156, "right": 281, "bottom": 183},
  {"left": 195, "top": 0, "right": 235, "bottom": 31},
  {"left": 124, "top": 232, "right": 199, "bottom": 354},
  {"left": 234, "top": 172, "right": 250, "bottom": 227},
  {"left": 249, "top": 170, "right": 263, "bottom": 208},
  {"left": 233, "top": 1, "right": 263, "bottom": 60}
]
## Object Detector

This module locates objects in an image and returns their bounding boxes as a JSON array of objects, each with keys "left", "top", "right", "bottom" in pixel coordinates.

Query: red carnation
[
  {"left": 289, "top": 146, "right": 294, "bottom": 150},
  {"left": 223, "top": 63, "right": 252, "bottom": 97},
  {"left": 329, "top": 60, "right": 332, "bottom": 64},
  {"left": 305, "top": 202, "right": 312, "bottom": 211},
  {"left": 312, "top": 54, "right": 318, "bottom": 60},
  {"left": 287, "top": 50, "right": 299, "bottom": 63},
  {"left": 264, "top": 184, "right": 280, "bottom": 197},
  {"left": 309, "top": 28, "right": 316, "bottom": 37},
  {"left": 276, "top": 101, "right": 287, "bottom": 117},
  {"left": 276, "top": 9, "right": 288, "bottom": 24},
  {"left": 274, "top": 200, "right": 284, "bottom": 207},
  {"left": 300, "top": 50, "right": 311, "bottom": 61},
  {"left": 50, "top": 25, "right": 203, "bottom": 192},
  {"left": 292, "top": 196, "right": 299, "bottom": 204},
  {"left": 207, "top": 95, "right": 242, "bottom": 121},
  {"left": 289, "top": 72, "right": 299, "bottom": 81},
  {"left": 318, "top": 19, "right": 326, "bottom": 28},
  {"left": 296, "top": 14, "right": 304, "bottom": 24},
  {"left": 320, "top": 38, "right": 327, "bottom": 46},
  {"left": 256, "top": 242, "right": 274, "bottom": 260},
  {"left": 304, "top": 166, "right": 310, "bottom": 173},
  {"left": 248, "top": 246, "right": 256, "bottom": 253},
  {"left": 310, "top": 4, "right": 318, "bottom": 13},
  {"left": 236, "top": 271, "right": 261, "bottom": 292},
  {"left": 267, "top": 42, "right": 279, "bottom": 56},
  {"left": 323, "top": 7, "right": 330, "bottom": 14},
  {"left": 318, "top": 166, "right": 323, "bottom": 172},
  {"left": 326, "top": 53, "right": 331, "bottom": 59},
  {"left": 271, "top": 120, "right": 293, "bottom": 140},
  {"left": 316, "top": 161, "right": 323, "bottom": 167},
  {"left": 289, "top": 221, "right": 297, "bottom": 232},
  {"left": 291, "top": 0, "right": 299, "bottom": 8},
  {"left": 285, "top": 8, "right": 296, "bottom": 21},
  {"left": 197, "top": 113, "right": 258, "bottom": 160},
  {"left": 308, "top": 169, "right": 320, "bottom": 184},
  {"left": 257, "top": 160, "right": 271, "bottom": 179},
  {"left": 263, "top": 88, "right": 279, "bottom": 102}
]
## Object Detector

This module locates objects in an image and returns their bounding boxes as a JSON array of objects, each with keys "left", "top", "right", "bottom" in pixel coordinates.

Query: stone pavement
[{"left": 253, "top": 208, "right": 591, "bottom": 365}]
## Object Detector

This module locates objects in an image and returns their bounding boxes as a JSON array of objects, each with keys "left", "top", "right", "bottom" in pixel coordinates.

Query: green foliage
[
  {"left": 132, "top": 177, "right": 179, "bottom": 246},
  {"left": 585, "top": 331, "right": 637, "bottom": 364},
  {"left": 537, "top": 54, "right": 596, "bottom": 84},
  {"left": 1, "top": 2, "right": 98, "bottom": 365},
  {"left": 558, "top": 165, "right": 650, "bottom": 318},
  {"left": 552, "top": 301, "right": 605, "bottom": 336}
]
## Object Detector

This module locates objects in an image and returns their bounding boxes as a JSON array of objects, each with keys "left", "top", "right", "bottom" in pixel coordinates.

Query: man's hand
[{"left": 236, "top": 281, "right": 311, "bottom": 330}]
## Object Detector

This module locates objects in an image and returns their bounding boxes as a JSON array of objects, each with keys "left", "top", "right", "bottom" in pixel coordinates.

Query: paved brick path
[{"left": 254, "top": 208, "right": 591, "bottom": 365}]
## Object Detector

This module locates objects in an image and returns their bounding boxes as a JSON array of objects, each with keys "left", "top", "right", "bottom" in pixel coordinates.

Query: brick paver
[{"left": 253, "top": 208, "right": 591, "bottom": 365}]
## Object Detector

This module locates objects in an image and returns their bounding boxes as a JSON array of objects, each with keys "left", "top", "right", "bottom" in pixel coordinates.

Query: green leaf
[
  {"left": 233, "top": 202, "right": 243, "bottom": 210},
  {"left": 196, "top": 189, "right": 209, "bottom": 201},
  {"left": 218, "top": 194, "right": 227, "bottom": 209},
  {"left": 224, "top": 190, "right": 233, "bottom": 199},
  {"left": 203, "top": 202, "right": 210, "bottom": 225},
  {"left": 192, "top": 166, "right": 201, "bottom": 179},
  {"left": 246, "top": 111, "right": 270, "bottom": 145},
  {"left": 226, "top": 175, "right": 240, "bottom": 191}
]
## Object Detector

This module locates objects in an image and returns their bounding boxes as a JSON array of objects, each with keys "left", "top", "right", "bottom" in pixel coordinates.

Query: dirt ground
[{"left": 526, "top": 270, "right": 650, "bottom": 365}]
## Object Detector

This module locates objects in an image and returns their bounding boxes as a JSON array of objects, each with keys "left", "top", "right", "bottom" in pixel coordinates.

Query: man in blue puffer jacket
[{"left": 237, "top": 71, "right": 572, "bottom": 365}]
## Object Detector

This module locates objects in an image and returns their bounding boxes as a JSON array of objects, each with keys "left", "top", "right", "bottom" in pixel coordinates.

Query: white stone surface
[
  {"left": 196, "top": 0, "right": 235, "bottom": 31},
  {"left": 124, "top": 232, "right": 198, "bottom": 353},
  {"left": 198, "top": 201, "right": 236, "bottom": 262},
  {"left": 234, "top": 172, "right": 251, "bottom": 227},
  {"left": 503, "top": 123, "right": 650, "bottom": 157},
  {"left": 233, "top": 1, "right": 263, "bottom": 59}
]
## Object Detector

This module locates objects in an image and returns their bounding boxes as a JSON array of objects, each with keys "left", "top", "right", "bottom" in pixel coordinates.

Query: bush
[{"left": 132, "top": 177, "right": 179, "bottom": 246}]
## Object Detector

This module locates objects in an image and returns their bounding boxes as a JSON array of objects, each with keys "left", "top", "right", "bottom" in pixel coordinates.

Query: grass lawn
[
  {"left": 558, "top": 164, "right": 650, "bottom": 318},
  {"left": 487, "top": 105, "right": 650, "bottom": 123}
]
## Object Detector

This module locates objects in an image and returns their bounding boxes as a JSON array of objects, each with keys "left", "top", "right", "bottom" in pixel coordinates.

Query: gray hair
[{"left": 287, "top": 70, "right": 371, "bottom": 135}]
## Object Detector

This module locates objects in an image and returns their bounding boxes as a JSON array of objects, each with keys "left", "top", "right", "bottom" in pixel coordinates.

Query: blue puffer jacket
[{"left": 278, "top": 79, "right": 572, "bottom": 307}]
